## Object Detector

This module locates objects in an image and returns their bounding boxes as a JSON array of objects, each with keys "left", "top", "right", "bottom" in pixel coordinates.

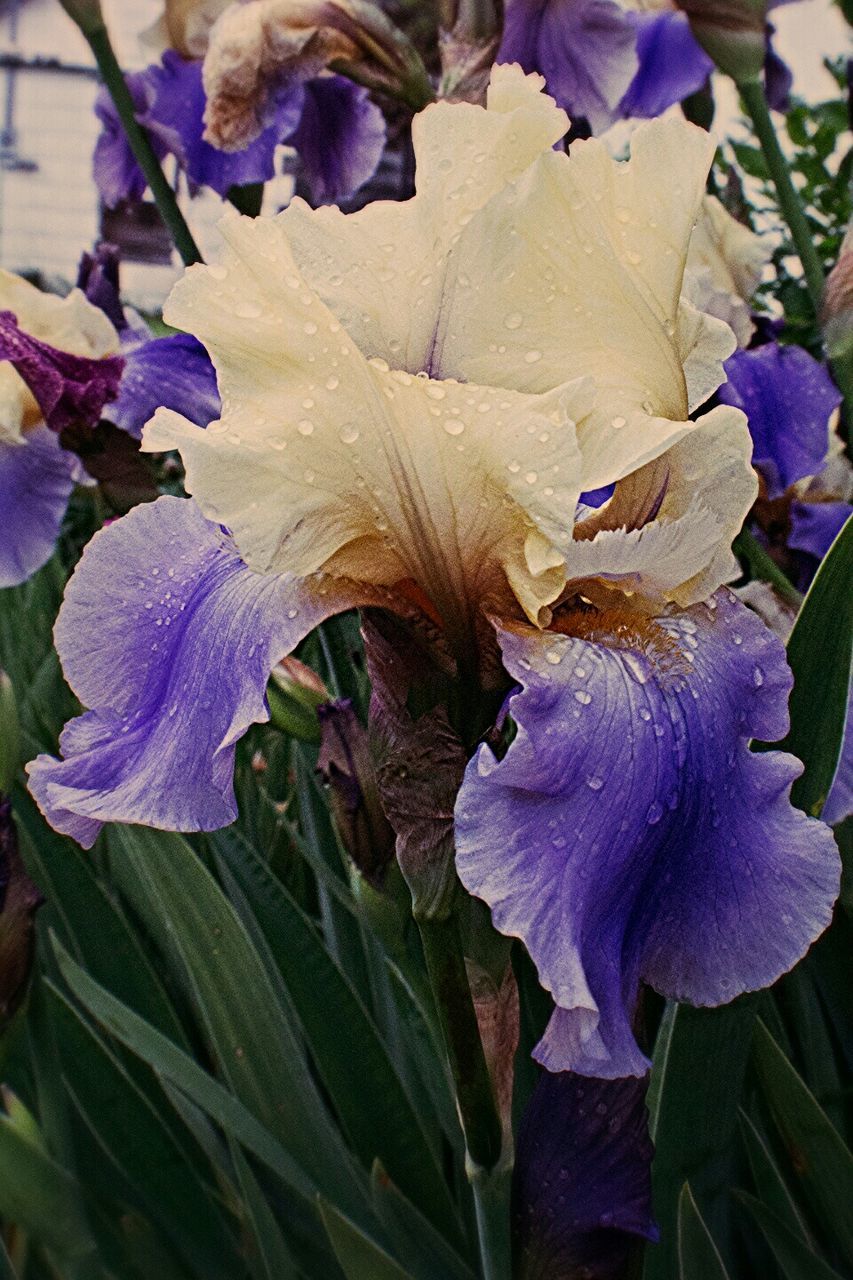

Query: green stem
[
  {"left": 737, "top": 77, "right": 824, "bottom": 311},
  {"left": 471, "top": 1164, "right": 512, "bottom": 1280},
  {"left": 417, "top": 912, "right": 508, "bottom": 1276},
  {"left": 417, "top": 913, "right": 503, "bottom": 1170},
  {"left": 86, "top": 24, "right": 203, "bottom": 267}
]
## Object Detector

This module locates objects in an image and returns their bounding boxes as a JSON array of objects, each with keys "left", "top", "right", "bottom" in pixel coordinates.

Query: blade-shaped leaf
[
  {"left": 105, "top": 825, "right": 372, "bottom": 1228},
  {"left": 53, "top": 935, "right": 320, "bottom": 1203},
  {"left": 736, "top": 1193, "right": 845, "bottom": 1280},
  {"left": 677, "top": 1184, "right": 731, "bottom": 1280},
  {"left": 739, "top": 1110, "right": 811, "bottom": 1244},
  {"left": 212, "top": 826, "right": 461, "bottom": 1246},
  {"left": 230, "top": 1142, "right": 301, "bottom": 1280},
  {"left": 756, "top": 513, "right": 852, "bottom": 815},
  {"left": 753, "top": 1019, "right": 853, "bottom": 1269},
  {"left": 645, "top": 998, "right": 756, "bottom": 1280},
  {"left": 0, "top": 1113, "right": 95, "bottom": 1264},
  {"left": 318, "top": 1198, "right": 415, "bottom": 1280},
  {"left": 45, "top": 981, "right": 239, "bottom": 1280}
]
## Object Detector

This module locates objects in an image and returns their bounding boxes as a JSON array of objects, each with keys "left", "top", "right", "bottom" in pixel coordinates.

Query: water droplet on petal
[
  {"left": 504, "top": 312, "right": 523, "bottom": 330},
  {"left": 235, "top": 300, "right": 262, "bottom": 320},
  {"left": 586, "top": 775, "right": 604, "bottom": 791},
  {"left": 753, "top": 666, "right": 764, "bottom": 687},
  {"left": 611, "top": 415, "right": 626, "bottom": 430},
  {"left": 297, "top": 419, "right": 314, "bottom": 436},
  {"left": 339, "top": 424, "right": 359, "bottom": 444},
  {"left": 646, "top": 800, "right": 663, "bottom": 825},
  {"left": 574, "top": 690, "right": 592, "bottom": 706}
]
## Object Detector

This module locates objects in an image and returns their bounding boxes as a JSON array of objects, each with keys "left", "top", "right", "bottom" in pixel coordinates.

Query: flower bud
[
  {"left": 316, "top": 699, "right": 396, "bottom": 886},
  {"left": 57, "top": 0, "right": 105, "bottom": 36},
  {"left": 675, "top": 0, "right": 768, "bottom": 83},
  {"left": 822, "top": 227, "right": 853, "bottom": 362},
  {"left": 267, "top": 656, "right": 328, "bottom": 742}
]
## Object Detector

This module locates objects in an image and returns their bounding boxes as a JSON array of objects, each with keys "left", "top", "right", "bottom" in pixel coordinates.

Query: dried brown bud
[
  {"left": 316, "top": 699, "right": 396, "bottom": 885},
  {"left": 822, "top": 228, "right": 853, "bottom": 362}
]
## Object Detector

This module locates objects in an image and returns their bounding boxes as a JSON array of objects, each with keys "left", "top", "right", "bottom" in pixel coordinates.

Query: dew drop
[
  {"left": 235, "top": 300, "right": 262, "bottom": 320},
  {"left": 611, "top": 415, "right": 626, "bottom": 430},
  {"left": 524, "top": 471, "right": 538, "bottom": 485},
  {"left": 545, "top": 649, "right": 562, "bottom": 666},
  {"left": 303, "top": 320, "right": 318, "bottom": 336},
  {"left": 444, "top": 419, "right": 465, "bottom": 436},
  {"left": 586, "top": 775, "right": 604, "bottom": 791},
  {"left": 574, "top": 690, "right": 592, "bottom": 706},
  {"left": 297, "top": 419, "right": 314, "bottom": 436},
  {"left": 504, "top": 312, "right": 523, "bottom": 330},
  {"left": 646, "top": 800, "right": 663, "bottom": 825},
  {"left": 752, "top": 666, "right": 764, "bottom": 687},
  {"left": 339, "top": 424, "right": 359, "bottom": 444}
]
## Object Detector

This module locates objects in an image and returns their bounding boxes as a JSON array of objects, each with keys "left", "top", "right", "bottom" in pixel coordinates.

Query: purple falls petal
[
  {"left": 455, "top": 591, "right": 840, "bottom": 1077},
  {"left": 513, "top": 1072, "right": 656, "bottom": 1280},
  {"left": 619, "top": 11, "right": 713, "bottom": 119},
  {"left": 0, "top": 428, "right": 82, "bottom": 588},
  {"left": 289, "top": 75, "right": 387, "bottom": 206},
  {"left": 143, "top": 53, "right": 304, "bottom": 196},
  {"left": 108, "top": 333, "right": 220, "bottom": 439},
  {"left": 0, "top": 312, "right": 124, "bottom": 434},
  {"left": 718, "top": 343, "right": 842, "bottom": 499},
  {"left": 26, "top": 496, "right": 343, "bottom": 847},
  {"left": 498, "top": 0, "right": 638, "bottom": 134}
]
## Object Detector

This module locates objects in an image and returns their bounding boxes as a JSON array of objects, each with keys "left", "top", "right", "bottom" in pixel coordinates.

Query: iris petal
[
  {"left": 455, "top": 591, "right": 840, "bottom": 1077},
  {"left": 27, "top": 496, "right": 365, "bottom": 846}
]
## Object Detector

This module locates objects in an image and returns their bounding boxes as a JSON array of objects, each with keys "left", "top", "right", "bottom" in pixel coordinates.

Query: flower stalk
[
  {"left": 738, "top": 76, "right": 853, "bottom": 442},
  {"left": 416, "top": 908, "right": 509, "bottom": 1278},
  {"left": 78, "top": 20, "right": 203, "bottom": 267}
]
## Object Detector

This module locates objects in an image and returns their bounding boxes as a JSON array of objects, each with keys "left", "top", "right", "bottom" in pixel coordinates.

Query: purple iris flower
[
  {"left": 454, "top": 594, "right": 838, "bottom": 1077},
  {"left": 0, "top": 427, "right": 90, "bottom": 588},
  {"left": 94, "top": 53, "right": 385, "bottom": 207},
  {"left": 718, "top": 343, "right": 843, "bottom": 500},
  {"left": 498, "top": 1, "right": 792, "bottom": 131},
  {"left": 514, "top": 1072, "right": 656, "bottom": 1277},
  {"left": 76, "top": 244, "right": 221, "bottom": 440}
]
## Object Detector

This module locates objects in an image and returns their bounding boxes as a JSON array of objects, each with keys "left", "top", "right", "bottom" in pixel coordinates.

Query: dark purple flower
[
  {"left": 498, "top": 0, "right": 638, "bottom": 133},
  {"left": 290, "top": 75, "right": 388, "bottom": 205},
  {"left": 513, "top": 1072, "right": 656, "bottom": 1279},
  {"left": 0, "top": 310, "right": 124, "bottom": 434},
  {"left": 0, "top": 428, "right": 87, "bottom": 589},
  {"left": 76, "top": 244, "right": 127, "bottom": 332},
  {"left": 454, "top": 592, "right": 840, "bottom": 1077},
  {"left": 788, "top": 499, "right": 852, "bottom": 563},
  {"left": 718, "top": 343, "right": 843, "bottom": 500},
  {"left": 619, "top": 11, "right": 712, "bottom": 119}
]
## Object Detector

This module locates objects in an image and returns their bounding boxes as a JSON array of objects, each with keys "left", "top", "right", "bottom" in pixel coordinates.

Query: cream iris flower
[{"left": 144, "top": 64, "right": 752, "bottom": 664}]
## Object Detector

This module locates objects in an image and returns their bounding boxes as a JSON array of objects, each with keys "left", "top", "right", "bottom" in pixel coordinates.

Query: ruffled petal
[
  {"left": 26, "top": 496, "right": 361, "bottom": 847},
  {"left": 108, "top": 332, "right": 220, "bottom": 438},
  {"left": 0, "top": 428, "right": 81, "bottom": 588},
  {"left": 289, "top": 74, "right": 386, "bottom": 205},
  {"left": 568, "top": 404, "right": 756, "bottom": 607},
  {"left": 788, "top": 499, "right": 852, "bottom": 562},
  {"left": 432, "top": 117, "right": 735, "bottom": 486},
  {"left": 142, "top": 52, "right": 305, "bottom": 195},
  {"left": 455, "top": 591, "right": 840, "bottom": 1077},
  {"left": 718, "top": 343, "right": 842, "bottom": 499},
  {"left": 277, "top": 64, "right": 569, "bottom": 370},
  {"left": 498, "top": 0, "right": 639, "bottom": 133},
  {"left": 619, "top": 11, "right": 712, "bottom": 119},
  {"left": 513, "top": 1072, "right": 656, "bottom": 1279}
]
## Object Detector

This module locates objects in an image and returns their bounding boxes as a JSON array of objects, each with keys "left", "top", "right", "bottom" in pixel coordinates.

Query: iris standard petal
[
  {"left": 287, "top": 74, "right": 386, "bottom": 205},
  {"left": 0, "top": 429, "right": 83, "bottom": 588},
  {"left": 498, "top": 0, "right": 639, "bottom": 134},
  {"left": 718, "top": 343, "right": 842, "bottom": 499},
  {"left": 454, "top": 591, "right": 840, "bottom": 1077},
  {"left": 26, "top": 495, "right": 363, "bottom": 847}
]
